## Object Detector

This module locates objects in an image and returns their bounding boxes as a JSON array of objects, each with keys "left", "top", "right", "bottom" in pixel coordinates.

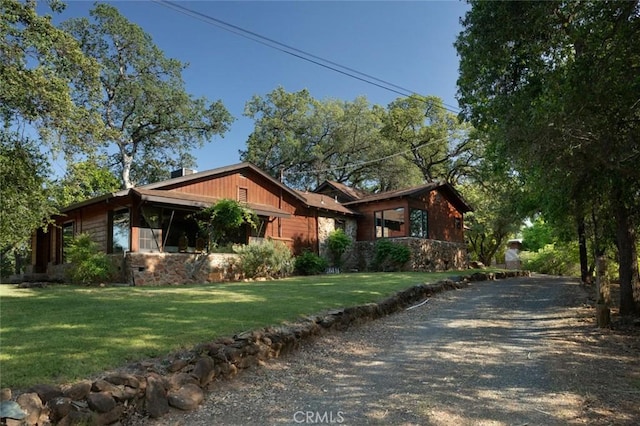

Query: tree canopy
[
  {"left": 456, "top": 0, "right": 640, "bottom": 314},
  {"left": 62, "top": 3, "right": 234, "bottom": 189}
]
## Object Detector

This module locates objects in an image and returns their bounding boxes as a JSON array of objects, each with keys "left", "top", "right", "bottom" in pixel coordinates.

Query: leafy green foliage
[
  {"left": 62, "top": 3, "right": 233, "bottom": 188},
  {"left": 372, "top": 240, "right": 411, "bottom": 272},
  {"left": 242, "top": 87, "right": 422, "bottom": 190},
  {"left": 53, "top": 160, "right": 120, "bottom": 207},
  {"left": 0, "top": 0, "right": 103, "bottom": 146},
  {"left": 66, "top": 233, "right": 113, "bottom": 285},
  {"left": 197, "top": 199, "right": 258, "bottom": 248},
  {"left": 456, "top": 1, "right": 640, "bottom": 314},
  {"left": 0, "top": 130, "right": 57, "bottom": 276},
  {"left": 294, "top": 250, "right": 328, "bottom": 276},
  {"left": 326, "top": 229, "right": 352, "bottom": 268},
  {"left": 234, "top": 240, "right": 294, "bottom": 279},
  {"left": 520, "top": 243, "right": 580, "bottom": 277},
  {"left": 521, "top": 217, "right": 556, "bottom": 253}
]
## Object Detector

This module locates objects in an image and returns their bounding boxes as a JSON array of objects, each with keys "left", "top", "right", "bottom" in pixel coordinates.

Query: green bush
[
  {"left": 520, "top": 242, "right": 580, "bottom": 276},
  {"left": 234, "top": 239, "right": 294, "bottom": 279},
  {"left": 372, "top": 239, "right": 411, "bottom": 271},
  {"left": 295, "top": 250, "right": 328, "bottom": 275},
  {"left": 66, "top": 233, "right": 114, "bottom": 285},
  {"left": 326, "top": 229, "right": 352, "bottom": 269}
]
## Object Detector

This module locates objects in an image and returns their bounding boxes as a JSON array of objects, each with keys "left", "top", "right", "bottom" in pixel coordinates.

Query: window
[
  {"left": 410, "top": 209, "right": 429, "bottom": 239},
  {"left": 139, "top": 228, "right": 162, "bottom": 252},
  {"left": 455, "top": 217, "right": 462, "bottom": 229},
  {"left": 375, "top": 208, "right": 405, "bottom": 238},
  {"left": 62, "top": 221, "right": 74, "bottom": 262},
  {"left": 110, "top": 209, "right": 130, "bottom": 253}
]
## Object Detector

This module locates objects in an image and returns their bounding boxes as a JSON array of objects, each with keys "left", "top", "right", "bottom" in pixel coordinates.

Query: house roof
[
  {"left": 132, "top": 188, "right": 292, "bottom": 218},
  {"left": 293, "top": 190, "right": 360, "bottom": 216},
  {"left": 344, "top": 181, "right": 473, "bottom": 213},
  {"left": 313, "top": 180, "right": 370, "bottom": 202}
]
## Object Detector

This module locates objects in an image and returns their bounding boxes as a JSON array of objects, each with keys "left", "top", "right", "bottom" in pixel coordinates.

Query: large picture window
[
  {"left": 375, "top": 208, "right": 405, "bottom": 238},
  {"left": 410, "top": 209, "right": 428, "bottom": 239}
]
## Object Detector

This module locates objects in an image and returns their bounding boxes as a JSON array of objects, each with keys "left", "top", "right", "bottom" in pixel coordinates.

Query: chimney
[{"left": 171, "top": 168, "right": 197, "bottom": 178}]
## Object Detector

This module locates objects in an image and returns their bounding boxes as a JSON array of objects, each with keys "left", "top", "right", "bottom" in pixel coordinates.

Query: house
[{"left": 30, "top": 163, "right": 472, "bottom": 284}]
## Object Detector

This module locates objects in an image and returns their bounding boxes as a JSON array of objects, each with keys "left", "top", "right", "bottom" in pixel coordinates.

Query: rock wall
[
  {"left": 344, "top": 237, "right": 468, "bottom": 272},
  {"left": 0, "top": 271, "right": 530, "bottom": 425},
  {"left": 126, "top": 253, "right": 241, "bottom": 286}
]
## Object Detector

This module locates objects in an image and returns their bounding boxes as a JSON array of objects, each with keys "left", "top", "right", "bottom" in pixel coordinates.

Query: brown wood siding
[
  {"left": 169, "top": 169, "right": 285, "bottom": 208},
  {"left": 353, "top": 188, "right": 465, "bottom": 243}
]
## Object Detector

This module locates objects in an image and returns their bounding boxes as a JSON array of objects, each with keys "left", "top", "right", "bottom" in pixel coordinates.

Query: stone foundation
[
  {"left": 344, "top": 238, "right": 468, "bottom": 272},
  {"left": 126, "top": 252, "right": 241, "bottom": 286}
]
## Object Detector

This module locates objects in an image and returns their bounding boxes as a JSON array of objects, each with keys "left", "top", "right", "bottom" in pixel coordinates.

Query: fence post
[{"left": 596, "top": 255, "right": 610, "bottom": 327}]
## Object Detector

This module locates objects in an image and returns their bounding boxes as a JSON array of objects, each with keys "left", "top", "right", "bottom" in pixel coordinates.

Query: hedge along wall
[
  {"left": 0, "top": 271, "right": 530, "bottom": 425},
  {"left": 343, "top": 237, "right": 468, "bottom": 272}
]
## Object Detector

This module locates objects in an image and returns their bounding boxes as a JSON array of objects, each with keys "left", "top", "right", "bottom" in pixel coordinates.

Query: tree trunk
[
  {"left": 122, "top": 153, "right": 134, "bottom": 189},
  {"left": 614, "top": 191, "right": 640, "bottom": 316},
  {"left": 577, "top": 216, "right": 589, "bottom": 284}
]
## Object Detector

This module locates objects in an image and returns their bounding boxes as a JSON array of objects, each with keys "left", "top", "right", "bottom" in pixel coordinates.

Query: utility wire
[
  {"left": 153, "top": 0, "right": 461, "bottom": 115},
  {"left": 287, "top": 137, "right": 447, "bottom": 176}
]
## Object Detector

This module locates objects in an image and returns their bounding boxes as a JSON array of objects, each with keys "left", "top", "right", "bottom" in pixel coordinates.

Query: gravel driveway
[{"left": 145, "top": 275, "right": 640, "bottom": 426}]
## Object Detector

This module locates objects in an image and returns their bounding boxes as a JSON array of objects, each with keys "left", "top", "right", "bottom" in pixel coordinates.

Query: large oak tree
[{"left": 62, "top": 3, "right": 234, "bottom": 189}]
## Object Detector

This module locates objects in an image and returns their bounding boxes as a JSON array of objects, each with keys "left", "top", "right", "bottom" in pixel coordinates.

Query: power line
[{"left": 152, "top": 0, "right": 461, "bottom": 115}]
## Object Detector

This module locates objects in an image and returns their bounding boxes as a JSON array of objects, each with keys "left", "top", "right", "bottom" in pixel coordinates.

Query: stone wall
[
  {"left": 317, "top": 217, "right": 357, "bottom": 261},
  {"left": 126, "top": 253, "right": 241, "bottom": 286},
  {"left": 343, "top": 237, "right": 468, "bottom": 272},
  {"left": 0, "top": 271, "right": 530, "bottom": 425}
]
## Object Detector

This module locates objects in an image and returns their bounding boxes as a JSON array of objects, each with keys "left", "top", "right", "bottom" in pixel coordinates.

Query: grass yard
[{"left": 0, "top": 271, "right": 476, "bottom": 389}]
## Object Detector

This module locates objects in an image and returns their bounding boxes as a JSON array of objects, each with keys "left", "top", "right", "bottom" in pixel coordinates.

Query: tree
[
  {"left": 456, "top": 1, "right": 640, "bottom": 315},
  {"left": 380, "top": 96, "right": 481, "bottom": 185},
  {"left": 1, "top": 0, "right": 102, "bottom": 145},
  {"left": 0, "top": 130, "right": 57, "bottom": 276},
  {"left": 62, "top": 3, "right": 234, "bottom": 189},
  {"left": 53, "top": 159, "right": 120, "bottom": 207},
  {"left": 242, "top": 87, "right": 422, "bottom": 191}
]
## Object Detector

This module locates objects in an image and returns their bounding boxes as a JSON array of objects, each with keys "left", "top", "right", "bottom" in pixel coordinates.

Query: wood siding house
[{"left": 30, "top": 163, "right": 472, "bottom": 284}]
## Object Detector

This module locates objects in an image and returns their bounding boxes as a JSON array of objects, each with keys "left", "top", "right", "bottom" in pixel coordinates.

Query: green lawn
[{"left": 0, "top": 271, "right": 474, "bottom": 389}]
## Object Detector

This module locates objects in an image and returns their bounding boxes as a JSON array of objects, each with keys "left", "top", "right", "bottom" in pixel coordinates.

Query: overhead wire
[{"left": 152, "top": 0, "right": 461, "bottom": 115}]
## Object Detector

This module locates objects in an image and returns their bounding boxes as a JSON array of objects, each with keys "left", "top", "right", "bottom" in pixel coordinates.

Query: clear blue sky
[{"left": 55, "top": 0, "right": 470, "bottom": 173}]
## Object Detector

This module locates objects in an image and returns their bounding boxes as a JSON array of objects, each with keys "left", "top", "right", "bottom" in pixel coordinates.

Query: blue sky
[{"left": 55, "top": 0, "right": 470, "bottom": 173}]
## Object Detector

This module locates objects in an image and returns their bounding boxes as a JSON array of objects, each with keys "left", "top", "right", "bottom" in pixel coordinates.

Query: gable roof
[
  {"left": 140, "top": 162, "right": 307, "bottom": 203},
  {"left": 313, "top": 180, "right": 370, "bottom": 202},
  {"left": 293, "top": 190, "right": 360, "bottom": 216},
  {"left": 345, "top": 181, "right": 473, "bottom": 213}
]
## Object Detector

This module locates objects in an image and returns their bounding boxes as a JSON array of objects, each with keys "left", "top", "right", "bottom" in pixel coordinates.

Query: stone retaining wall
[
  {"left": 344, "top": 238, "right": 468, "bottom": 272},
  {"left": 0, "top": 270, "right": 530, "bottom": 425},
  {"left": 126, "top": 252, "right": 240, "bottom": 286}
]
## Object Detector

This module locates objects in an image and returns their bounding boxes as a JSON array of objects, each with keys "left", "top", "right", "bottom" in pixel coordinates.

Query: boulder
[
  {"left": 86, "top": 392, "right": 116, "bottom": 413},
  {"left": 145, "top": 374, "right": 169, "bottom": 419},
  {"left": 191, "top": 356, "right": 215, "bottom": 386},
  {"left": 167, "top": 384, "right": 204, "bottom": 411},
  {"left": 47, "top": 397, "right": 73, "bottom": 423},
  {"left": 26, "top": 383, "right": 62, "bottom": 404},
  {"left": 16, "top": 392, "right": 46, "bottom": 425},
  {"left": 62, "top": 380, "right": 92, "bottom": 400}
]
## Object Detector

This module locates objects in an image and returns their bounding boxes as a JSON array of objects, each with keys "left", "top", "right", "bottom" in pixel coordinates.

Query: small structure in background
[{"left": 505, "top": 239, "right": 522, "bottom": 269}]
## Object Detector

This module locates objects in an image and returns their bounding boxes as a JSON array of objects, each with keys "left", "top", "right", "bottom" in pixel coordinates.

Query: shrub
[
  {"left": 66, "top": 233, "right": 113, "bottom": 285},
  {"left": 520, "top": 242, "right": 580, "bottom": 276},
  {"left": 326, "top": 229, "right": 352, "bottom": 269},
  {"left": 234, "top": 239, "right": 294, "bottom": 279},
  {"left": 372, "top": 239, "right": 411, "bottom": 272},
  {"left": 295, "top": 250, "right": 328, "bottom": 275}
]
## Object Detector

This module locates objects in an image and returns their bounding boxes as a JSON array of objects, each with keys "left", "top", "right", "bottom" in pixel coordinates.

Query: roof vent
[{"left": 171, "top": 168, "right": 197, "bottom": 178}]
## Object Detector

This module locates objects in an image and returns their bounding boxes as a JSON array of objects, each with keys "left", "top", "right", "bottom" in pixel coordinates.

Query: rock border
[{"left": 0, "top": 271, "right": 529, "bottom": 425}]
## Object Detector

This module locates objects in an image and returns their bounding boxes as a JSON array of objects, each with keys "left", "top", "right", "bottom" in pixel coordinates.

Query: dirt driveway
[{"left": 145, "top": 275, "right": 640, "bottom": 426}]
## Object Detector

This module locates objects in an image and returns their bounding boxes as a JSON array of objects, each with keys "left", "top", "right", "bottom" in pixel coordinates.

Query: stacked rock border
[{"left": 1, "top": 271, "right": 530, "bottom": 425}]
